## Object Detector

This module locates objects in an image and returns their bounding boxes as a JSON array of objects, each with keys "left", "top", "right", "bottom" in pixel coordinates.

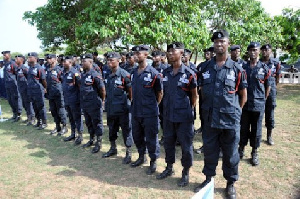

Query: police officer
[
  {"left": 2, "top": 51, "right": 22, "bottom": 121},
  {"left": 239, "top": 42, "right": 271, "bottom": 166},
  {"left": 161, "top": 52, "right": 168, "bottom": 65},
  {"left": 230, "top": 45, "right": 247, "bottom": 67},
  {"left": 80, "top": 53, "right": 106, "bottom": 153},
  {"left": 182, "top": 49, "right": 197, "bottom": 72},
  {"left": 27, "top": 52, "right": 48, "bottom": 129},
  {"left": 194, "top": 48, "right": 214, "bottom": 154},
  {"left": 151, "top": 51, "right": 168, "bottom": 73},
  {"left": 194, "top": 30, "right": 247, "bottom": 199},
  {"left": 260, "top": 44, "right": 281, "bottom": 145},
  {"left": 0, "top": 61, "right": 6, "bottom": 99},
  {"left": 130, "top": 45, "right": 163, "bottom": 175},
  {"left": 61, "top": 56, "right": 83, "bottom": 144},
  {"left": 46, "top": 54, "right": 68, "bottom": 136},
  {"left": 123, "top": 52, "right": 137, "bottom": 74},
  {"left": 93, "top": 51, "right": 104, "bottom": 69},
  {"left": 15, "top": 55, "right": 35, "bottom": 125},
  {"left": 102, "top": 52, "right": 133, "bottom": 164},
  {"left": 57, "top": 54, "right": 64, "bottom": 69},
  {"left": 119, "top": 52, "right": 127, "bottom": 68},
  {"left": 156, "top": 42, "right": 197, "bottom": 187}
]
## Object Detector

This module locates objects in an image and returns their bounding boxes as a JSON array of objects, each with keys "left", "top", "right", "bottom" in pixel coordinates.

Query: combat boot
[
  {"left": 102, "top": 141, "right": 117, "bottom": 158},
  {"left": 251, "top": 148, "right": 259, "bottom": 166},
  {"left": 82, "top": 135, "right": 94, "bottom": 148},
  {"left": 225, "top": 181, "right": 236, "bottom": 199},
  {"left": 50, "top": 124, "right": 60, "bottom": 135},
  {"left": 146, "top": 160, "right": 157, "bottom": 175},
  {"left": 267, "top": 129, "right": 274, "bottom": 145},
  {"left": 177, "top": 168, "right": 189, "bottom": 187},
  {"left": 13, "top": 113, "right": 21, "bottom": 122},
  {"left": 34, "top": 119, "right": 41, "bottom": 128},
  {"left": 57, "top": 124, "right": 68, "bottom": 136},
  {"left": 131, "top": 154, "right": 147, "bottom": 167},
  {"left": 26, "top": 116, "right": 35, "bottom": 126},
  {"left": 74, "top": 132, "right": 83, "bottom": 145},
  {"left": 10, "top": 113, "right": 17, "bottom": 121},
  {"left": 238, "top": 145, "right": 245, "bottom": 159},
  {"left": 91, "top": 136, "right": 102, "bottom": 153},
  {"left": 38, "top": 120, "right": 47, "bottom": 130},
  {"left": 64, "top": 130, "right": 76, "bottom": 142},
  {"left": 194, "top": 176, "right": 212, "bottom": 193},
  {"left": 122, "top": 147, "right": 132, "bottom": 164},
  {"left": 156, "top": 164, "right": 174, "bottom": 180}
]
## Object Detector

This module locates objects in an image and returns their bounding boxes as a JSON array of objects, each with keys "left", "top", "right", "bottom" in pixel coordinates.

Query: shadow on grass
[{"left": 1, "top": 121, "right": 206, "bottom": 194}]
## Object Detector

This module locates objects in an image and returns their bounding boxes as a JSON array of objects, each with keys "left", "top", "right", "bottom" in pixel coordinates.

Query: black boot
[
  {"left": 82, "top": 135, "right": 94, "bottom": 148},
  {"left": 64, "top": 130, "right": 76, "bottom": 142},
  {"left": 267, "top": 129, "right": 274, "bottom": 145},
  {"left": 251, "top": 148, "right": 259, "bottom": 166},
  {"left": 13, "top": 113, "right": 21, "bottom": 122},
  {"left": 38, "top": 120, "right": 47, "bottom": 130},
  {"left": 194, "top": 146, "right": 204, "bottom": 154},
  {"left": 74, "top": 132, "right": 83, "bottom": 145},
  {"left": 177, "top": 168, "right": 189, "bottom": 187},
  {"left": 122, "top": 147, "right": 132, "bottom": 164},
  {"left": 225, "top": 181, "right": 236, "bottom": 199},
  {"left": 91, "top": 136, "right": 102, "bottom": 153},
  {"left": 34, "top": 119, "right": 41, "bottom": 128},
  {"left": 238, "top": 145, "right": 245, "bottom": 159},
  {"left": 102, "top": 141, "right": 117, "bottom": 158},
  {"left": 58, "top": 124, "right": 68, "bottom": 136},
  {"left": 26, "top": 116, "right": 35, "bottom": 126},
  {"left": 131, "top": 154, "right": 147, "bottom": 167},
  {"left": 156, "top": 164, "right": 174, "bottom": 180},
  {"left": 146, "top": 160, "right": 157, "bottom": 175},
  {"left": 10, "top": 113, "right": 17, "bottom": 121},
  {"left": 194, "top": 176, "right": 212, "bottom": 193}
]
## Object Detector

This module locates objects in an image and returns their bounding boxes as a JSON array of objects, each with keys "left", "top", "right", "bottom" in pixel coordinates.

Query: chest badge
[
  {"left": 226, "top": 70, "right": 236, "bottom": 81},
  {"left": 202, "top": 71, "right": 210, "bottom": 79}
]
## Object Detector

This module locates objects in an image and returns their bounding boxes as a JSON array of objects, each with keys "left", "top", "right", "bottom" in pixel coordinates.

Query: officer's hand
[{"left": 44, "top": 89, "right": 47, "bottom": 94}]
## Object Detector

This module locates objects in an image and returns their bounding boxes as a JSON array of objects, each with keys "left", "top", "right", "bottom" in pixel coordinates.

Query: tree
[
  {"left": 275, "top": 8, "right": 300, "bottom": 64},
  {"left": 23, "top": 0, "right": 283, "bottom": 59}
]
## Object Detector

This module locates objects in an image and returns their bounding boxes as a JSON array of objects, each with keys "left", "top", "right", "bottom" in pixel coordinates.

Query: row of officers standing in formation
[{"left": 1, "top": 30, "right": 281, "bottom": 199}]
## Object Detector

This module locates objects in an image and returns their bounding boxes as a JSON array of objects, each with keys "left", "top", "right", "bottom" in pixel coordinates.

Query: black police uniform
[
  {"left": 240, "top": 60, "right": 270, "bottom": 165},
  {"left": 46, "top": 65, "right": 68, "bottom": 135},
  {"left": 104, "top": 65, "right": 133, "bottom": 163},
  {"left": 27, "top": 63, "right": 47, "bottom": 127},
  {"left": 3, "top": 58, "right": 22, "bottom": 120},
  {"left": 80, "top": 65, "right": 105, "bottom": 153},
  {"left": 62, "top": 66, "right": 83, "bottom": 142},
  {"left": 199, "top": 57, "right": 247, "bottom": 182},
  {"left": 131, "top": 64, "right": 162, "bottom": 165},
  {"left": 16, "top": 63, "right": 35, "bottom": 123}
]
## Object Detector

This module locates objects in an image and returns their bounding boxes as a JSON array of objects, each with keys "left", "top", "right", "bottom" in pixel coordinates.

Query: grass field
[{"left": 0, "top": 84, "right": 299, "bottom": 199}]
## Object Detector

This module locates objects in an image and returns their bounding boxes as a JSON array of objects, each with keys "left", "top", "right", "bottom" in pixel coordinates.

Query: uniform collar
[
  {"left": 109, "top": 67, "right": 121, "bottom": 77},
  {"left": 167, "top": 63, "right": 186, "bottom": 74},
  {"left": 212, "top": 57, "right": 234, "bottom": 69}
]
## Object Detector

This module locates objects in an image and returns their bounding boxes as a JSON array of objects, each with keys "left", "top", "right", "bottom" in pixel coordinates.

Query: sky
[{"left": 0, "top": 0, "right": 299, "bottom": 54}]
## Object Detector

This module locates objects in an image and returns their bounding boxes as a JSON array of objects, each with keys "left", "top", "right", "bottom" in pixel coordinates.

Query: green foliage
[
  {"left": 23, "top": 0, "right": 287, "bottom": 58},
  {"left": 275, "top": 8, "right": 300, "bottom": 64}
]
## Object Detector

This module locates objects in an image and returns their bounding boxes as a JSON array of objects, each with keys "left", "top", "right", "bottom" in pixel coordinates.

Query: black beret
[
  {"left": 93, "top": 51, "right": 98, "bottom": 56},
  {"left": 247, "top": 42, "right": 261, "bottom": 50},
  {"left": 44, "top": 53, "right": 49, "bottom": 57},
  {"left": 211, "top": 30, "right": 229, "bottom": 42},
  {"left": 64, "top": 55, "right": 73, "bottom": 60},
  {"left": 106, "top": 52, "right": 121, "bottom": 59},
  {"left": 203, "top": 48, "right": 209, "bottom": 53},
  {"left": 126, "top": 52, "right": 134, "bottom": 58},
  {"left": 15, "top": 55, "right": 25, "bottom": 60},
  {"left": 47, "top": 54, "right": 56, "bottom": 59},
  {"left": 81, "top": 53, "right": 93, "bottom": 59},
  {"left": 261, "top": 44, "right": 272, "bottom": 50},
  {"left": 230, "top": 45, "right": 241, "bottom": 51},
  {"left": 184, "top": 49, "right": 192, "bottom": 55},
  {"left": 161, "top": 52, "right": 166, "bottom": 56},
  {"left": 151, "top": 51, "right": 162, "bottom": 57},
  {"left": 73, "top": 55, "right": 77, "bottom": 57},
  {"left": 208, "top": 47, "right": 214, "bottom": 52},
  {"left": 58, "top": 54, "right": 64, "bottom": 58},
  {"left": 28, "top": 52, "right": 38, "bottom": 58},
  {"left": 39, "top": 58, "right": 45, "bottom": 62},
  {"left": 1, "top": 51, "right": 10, "bottom": 54},
  {"left": 132, "top": 45, "right": 150, "bottom": 52},
  {"left": 167, "top": 42, "right": 185, "bottom": 50},
  {"left": 120, "top": 51, "right": 127, "bottom": 56}
]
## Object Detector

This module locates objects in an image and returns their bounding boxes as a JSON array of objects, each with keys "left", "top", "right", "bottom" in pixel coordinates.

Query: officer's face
[
  {"left": 134, "top": 51, "right": 147, "bottom": 63},
  {"left": 231, "top": 49, "right": 240, "bottom": 59},
  {"left": 82, "top": 59, "right": 92, "bottom": 69},
  {"left": 27, "top": 56, "right": 37, "bottom": 64},
  {"left": 127, "top": 56, "right": 135, "bottom": 65},
  {"left": 182, "top": 54, "right": 190, "bottom": 63},
  {"left": 248, "top": 48, "right": 260, "bottom": 59},
  {"left": 121, "top": 55, "right": 126, "bottom": 62},
  {"left": 161, "top": 55, "right": 167, "bottom": 62},
  {"left": 49, "top": 58, "right": 57, "bottom": 65},
  {"left": 107, "top": 58, "right": 119, "bottom": 69},
  {"left": 2, "top": 53, "right": 10, "bottom": 61},
  {"left": 63, "top": 59, "right": 72, "bottom": 68},
  {"left": 213, "top": 38, "right": 229, "bottom": 54},
  {"left": 167, "top": 48, "right": 183, "bottom": 62},
  {"left": 261, "top": 48, "right": 272, "bottom": 58},
  {"left": 15, "top": 57, "right": 22, "bottom": 65},
  {"left": 204, "top": 52, "right": 211, "bottom": 60},
  {"left": 152, "top": 55, "right": 161, "bottom": 63}
]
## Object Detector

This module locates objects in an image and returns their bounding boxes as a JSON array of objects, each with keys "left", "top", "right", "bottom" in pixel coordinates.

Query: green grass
[{"left": 0, "top": 84, "right": 299, "bottom": 199}]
